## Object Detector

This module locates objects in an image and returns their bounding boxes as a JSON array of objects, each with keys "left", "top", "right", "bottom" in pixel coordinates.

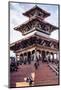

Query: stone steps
[
  {"left": 34, "top": 63, "right": 58, "bottom": 85},
  {"left": 10, "top": 63, "right": 59, "bottom": 87}
]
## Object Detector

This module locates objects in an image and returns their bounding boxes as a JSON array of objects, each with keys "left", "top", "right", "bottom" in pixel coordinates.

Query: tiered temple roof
[
  {"left": 14, "top": 5, "right": 58, "bottom": 35},
  {"left": 10, "top": 5, "right": 59, "bottom": 52},
  {"left": 14, "top": 17, "right": 58, "bottom": 35},
  {"left": 10, "top": 34, "right": 59, "bottom": 51},
  {"left": 23, "top": 5, "right": 50, "bottom": 18}
]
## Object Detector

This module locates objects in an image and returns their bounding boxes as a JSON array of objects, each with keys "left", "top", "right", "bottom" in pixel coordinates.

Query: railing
[{"left": 48, "top": 63, "right": 59, "bottom": 75}]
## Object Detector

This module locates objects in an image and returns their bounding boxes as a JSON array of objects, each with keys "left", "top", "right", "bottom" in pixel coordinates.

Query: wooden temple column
[
  {"left": 53, "top": 53, "right": 58, "bottom": 64},
  {"left": 48, "top": 52, "right": 52, "bottom": 63},
  {"left": 31, "top": 50, "right": 35, "bottom": 62},
  {"left": 49, "top": 52, "right": 52, "bottom": 63},
  {"left": 23, "top": 53, "right": 25, "bottom": 64},
  {"left": 55, "top": 53, "right": 57, "bottom": 64},
  {"left": 49, "top": 52, "right": 54, "bottom": 63},
  {"left": 23, "top": 52, "right": 27, "bottom": 64},
  {"left": 45, "top": 51, "right": 50, "bottom": 63},
  {"left": 16, "top": 54, "right": 20, "bottom": 65},
  {"left": 23, "top": 52, "right": 28, "bottom": 64},
  {"left": 16, "top": 54, "right": 17, "bottom": 61},
  {"left": 27, "top": 51, "right": 32, "bottom": 64},
  {"left": 56, "top": 53, "right": 58, "bottom": 60},
  {"left": 48, "top": 52, "right": 53, "bottom": 63},
  {"left": 19, "top": 54, "right": 23, "bottom": 65},
  {"left": 31, "top": 51, "right": 33, "bottom": 61},
  {"left": 16, "top": 54, "right": 20, "bottom": 61},
  {"left": 45, "top": 51, "right": 48, "bottom": 62},
  {"left": 39, "top": 50, "right": 42, "bottom": 61},
  {"left": 51, "top": 53, "right": 54, "bottom": 63},
  {"left": 41, "top": 50, "right": 43, "bottom": 62},
  {"left": 41, "top": 50, "right": 46, "bottom": 62},
  {"left": 44, "top": 51, "right": 46, "bottom": 62},
  {"left": 30, "top": 51, "right": 32, "bottom": 63},
  {"left": 14, "top": 53, "right": 16, "bottom": 61},
  {"left": 30, "top": 51, "right": 33, "bottom": 62},
  {"left": 46, "top": 51, "right": 51, "bottom": 63},
  {"left": 20, "top": 53, "right": 24, "bottom": 64},
  {"left": 26, "top": 52, "right": 28, "bottom": 63},
  {"left": 30, "top": 51, "right": 32, "bottom": 61},
  {"left": 56, "top": 52, "right": 59, "bottom": 64},
  {"left": 30, "top": 50, "right": 35, "bottom": 64},
  {"left": 34, "top": 49, "right": 37, "bottom": 61}
]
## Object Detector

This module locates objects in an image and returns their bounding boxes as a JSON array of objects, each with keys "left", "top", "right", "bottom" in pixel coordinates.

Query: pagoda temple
[
  {"left": 10, "top": 5, "right": 59, "bottom": 87},
  {"left": 10, "top": 5, "right": 59, "bottom": 63}
]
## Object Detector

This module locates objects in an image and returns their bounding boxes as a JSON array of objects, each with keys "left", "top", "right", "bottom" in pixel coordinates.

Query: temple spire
[{"left": 23, "top": 5, "right": 50, "bottom": 20}]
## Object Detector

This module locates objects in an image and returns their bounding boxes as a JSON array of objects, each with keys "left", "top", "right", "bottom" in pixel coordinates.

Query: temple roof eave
[
  {"left": 23, "top": 5, "right": 50, "bottom": 18},
  {"left": 14, "top": 18, "right": 59, "bottom": 34},
  {"left": 10, "top": 34, "right": 58, "bottom": 46},
  {"left": 10, "top": 43, "right": 58, "bottom": 52},
  {"left": 10, "top": 34, "right": 59, "bottom": 51},
  {"left": 15, "top": 44, "right": 58, "bottom": 53}
]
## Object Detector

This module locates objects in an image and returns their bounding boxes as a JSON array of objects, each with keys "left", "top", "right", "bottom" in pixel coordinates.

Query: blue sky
[{"left": 10, "top": 2, "right": 59, "bottom": 56}]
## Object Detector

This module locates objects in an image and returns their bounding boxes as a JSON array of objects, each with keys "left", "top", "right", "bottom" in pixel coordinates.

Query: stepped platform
[{"left": 10, "top": 62, "right": 59, "bottom": 88}]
